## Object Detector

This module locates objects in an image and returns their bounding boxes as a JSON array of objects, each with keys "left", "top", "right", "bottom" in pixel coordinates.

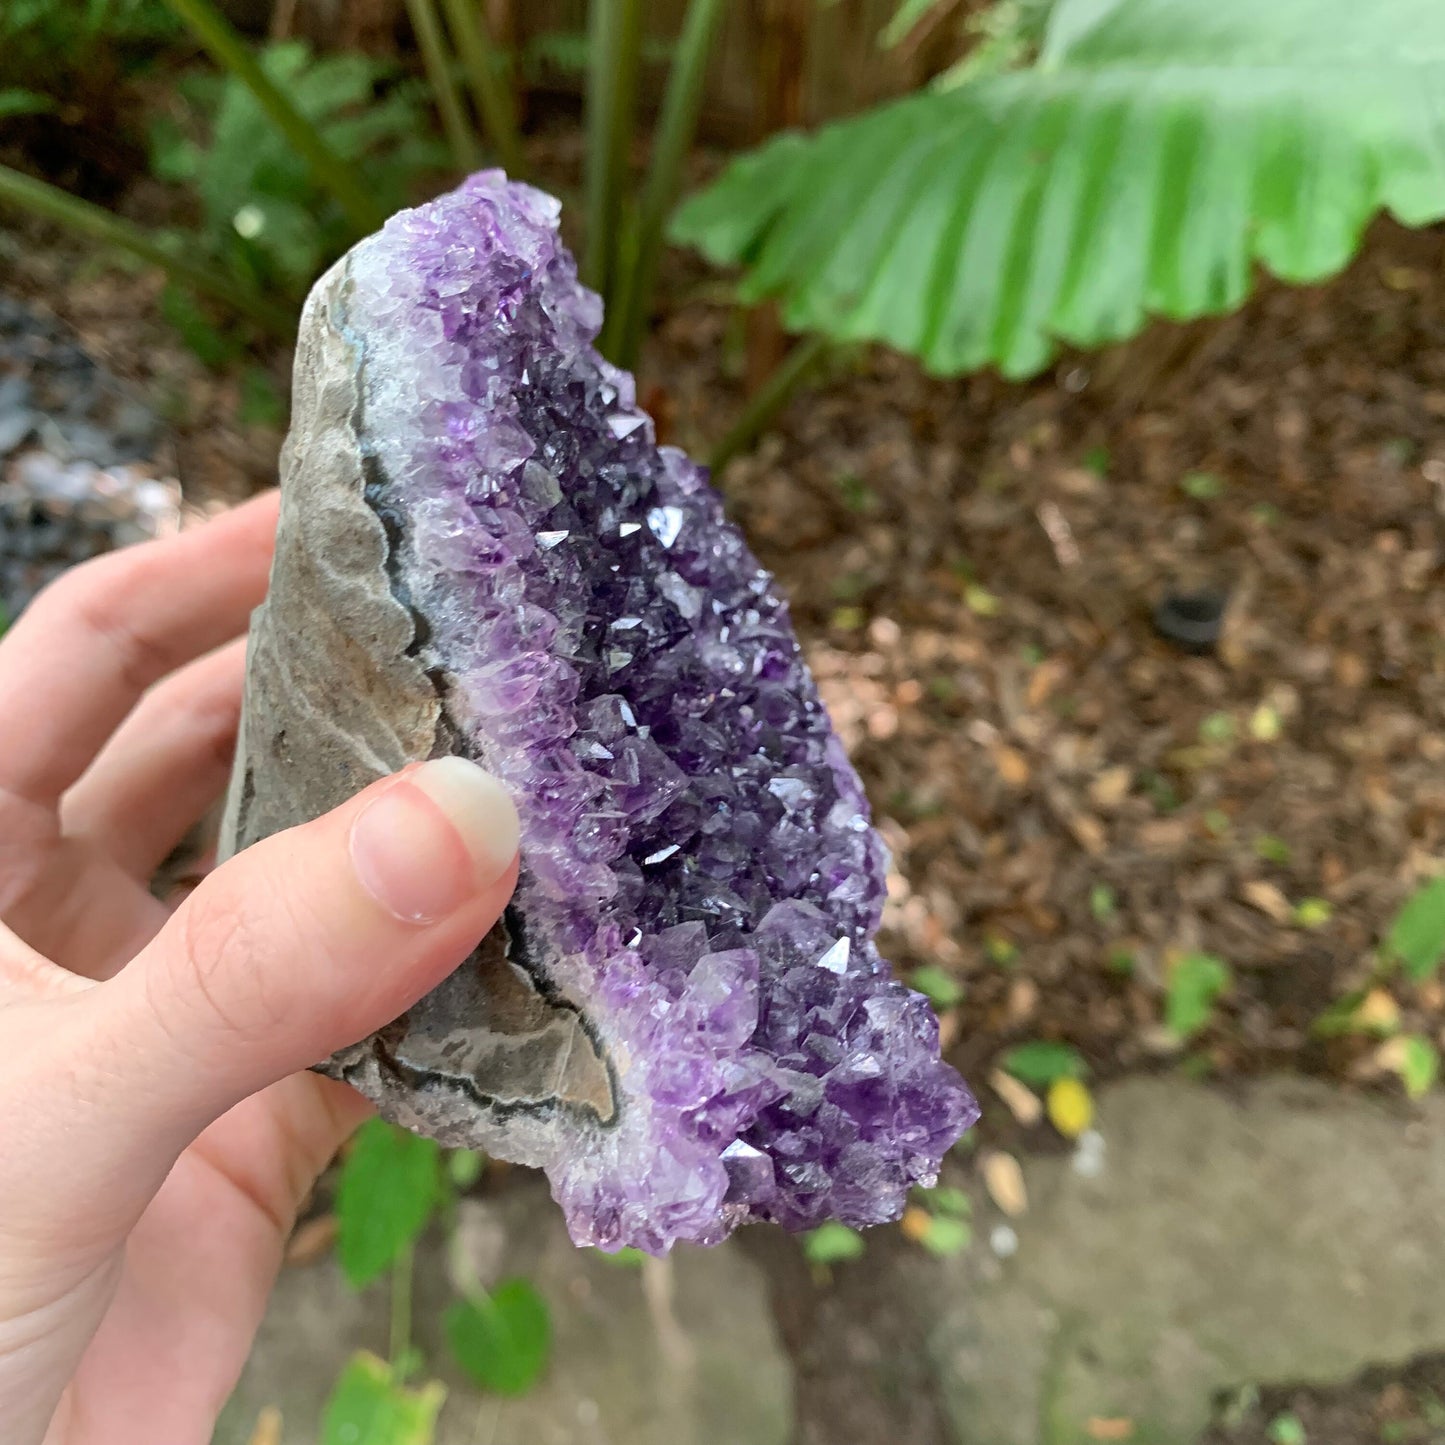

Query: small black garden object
[{"left": 1153, "top": 588, "right": 1228, "bottom": 655}]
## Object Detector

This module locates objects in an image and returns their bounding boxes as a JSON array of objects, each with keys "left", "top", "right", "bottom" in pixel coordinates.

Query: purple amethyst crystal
[{"left": 222, "top": 172, "right": 977, "bottom": 1251}]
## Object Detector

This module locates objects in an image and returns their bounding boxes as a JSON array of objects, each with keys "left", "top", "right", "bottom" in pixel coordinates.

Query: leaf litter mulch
[{"left": 7, "top": 208, "right": 1445, "bottom": 1444}]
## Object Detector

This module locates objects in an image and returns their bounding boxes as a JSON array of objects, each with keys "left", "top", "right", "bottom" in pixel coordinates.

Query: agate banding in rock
[{"left": 222, "top": 173, "right": 977, "bottom": 1251}]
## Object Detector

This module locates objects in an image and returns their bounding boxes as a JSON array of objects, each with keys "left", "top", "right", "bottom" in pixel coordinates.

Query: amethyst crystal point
[{"left": 221, "top": 172, "right": 977, "bottom": 1250}]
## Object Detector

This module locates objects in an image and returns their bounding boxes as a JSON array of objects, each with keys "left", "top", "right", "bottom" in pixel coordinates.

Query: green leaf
[
  {"left": 914, "top": 1184, "right": 971, "bottom": 1219},
  {"left": 159, "top": 283, "right": 243, "bottom": 369},
  {"left": 1267, "top": 1413, "right": 1307, "bottom": 1445},
  {"left": 1396, "top": 1034, "right": 1440, "bottom": 1100},
  {"left": 1166, "top": 952, "right": 1231, "bottom": 1040},
  {"left": 880, "top": 0, "right": 941, "bottom": 48},
  {"left": 595, "top": 1246, "right": 647, "bottom": 1267},
  {"left": 1106, "top": 946, "right": 1135, "bottom": 976},
  {"left": 985, "top": 934, "right": 1020, "bottom": 968},
  {"left": 1000, "top": 1040, "right": 1086, "bottom": 1086},
  {"left": 148, "top": 115, "right": 200, "bottom": 184},
  {"left": 910, "top": 964, "right": 965, "bottom": 1010},
  {"left": 1199, "top": 712, "right": 1236, "bottom": 745},
  {"left": 1311, "top": 989, "right": 1367, "bottom": 1039},
  {"left": 0, "top": 88, "right": 56, "bottom": 119},
  {"left": 1254, "top": 834, "right": 1292, "bottom": 865},
  {"left": 803, "top": 1221, "right": 866, "bottom": 1264},
  {"left": 444, "top": 1280, "right": 551, "bottom": 1396},
  {"left": 965, "top": 584, "right": 1001, "bottom": 616},
  {"left": 1181, "top": 470, "right": 1223, "bottom": 500},
  {"left": 157, "top": 39, "right": 437, "bottom": 302},
  {"left": 1385, "top": 877, "right": 1445, "bottom": 981},
  {"left": 239, "top": 365, "right": 286, "bottom": 427},
  {"left": 1089, "top": 884, "right": 1117, "bottom": 923},
  {"left": 319, "top": 1352, "right": 445, "bottom": 1445},
  {"left": 336, "top": 1120, "right": 443, "bottom": 1289},
  {"left": 917, "top": 1214, "right": 972, "bottom": 1257},
  {"left": 446, "top": 1149, "right": 485, "bottom": 1191},
  {"left": 673, "top": 0, "right": 1445, "bottom": 379},
  {"left": 525, "top": 29, "right": 593, "bottom": 74}
]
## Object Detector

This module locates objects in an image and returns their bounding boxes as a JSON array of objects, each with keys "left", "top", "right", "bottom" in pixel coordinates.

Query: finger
[
  {"left": 0, "top": 832, "right": 168, "bottom": 982},
  {"left": 62, "top": 638, "right": 248, "bottom": 879},
  {"left": 3, "top": 758, "right": 520, "bottom": 1235},
  {"left": 40, "top": 1075, "right": 369, "bottom": 1445},
  {"left": 188, "top": 1073, "right": 373, "bottom": 1243},
  {"left": 0, "top": 491, "right": 277, "bottom": 810}
]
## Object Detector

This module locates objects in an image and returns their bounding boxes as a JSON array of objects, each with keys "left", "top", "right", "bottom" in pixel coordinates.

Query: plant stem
[
  {"left": 583, "top": 0, "right": 645, "bottom": 300},
  {"left": 404, "top": 0, "right": 482, "bottom": 174},
  {"left": 608, "top": 0, "right": 725, "bottom": 371},
  {"left": 390, "top": 1242, "right": 415, "bottom": 1377},
  {"left": 440, "top": 0, "right": 525, "bottom": 178},
  {"left": 745, "top": 0, "right": 810, "bottom": 393},
  {"left": 160, "top": 0, "right": 384, "bottom": 234},
  {"left": 0, "top": 164, "right": 294, "bottom": 336},
  {"left": 709, "top": 330, "right": 829, "bottom": 473}
]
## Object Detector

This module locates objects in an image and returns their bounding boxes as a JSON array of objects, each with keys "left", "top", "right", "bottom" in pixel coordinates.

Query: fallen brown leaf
[
  {"left": 1006, "top": 977, "right": 1040, "bottom": 1027},
  {"left": 937, "top": 1009, "right": 962, "bottom": 1052},
  {"left": 1069, "top": 813, "right": 1107, "bottom": 856},
  {"left": 1357, "top": 988, "right": 1401, "bottom": 1033},
  {"left": 1135, "top": 819, "right": 1191, "bottom": 851},
  {"left": 989, "top": 1068, "right": 1044, "bottom": 1126},
  {"left": 981, "top": 1151, "right": 1028, "bottom": 1217},
  {"left": 993, "top": 744, "right": 1032, "bottom": 787},
  {"left": 1086, "top": 1418, "right": 1134, "bottom": 1441},
  {"left": 1334, "top": 651, "right": 1368, "bottom": 688},
  {"left": 900, "top": 1205, "right": 933, "bottom": 1243},
  {"left": 1026, "top": 659, "right": 1068, "bottom": 709},
  {"left": 1242, "top": 879, "right": 1293, "bottom": 924},
  {"left": 285, "top": 1214, "right": 337, "bottom": 1266},
  {"left": 246, "top": 1406, "right": 283, "bottom": 1445},
  {"left": 1089, "top": 766, "right": 1132, "bottom": 809}
]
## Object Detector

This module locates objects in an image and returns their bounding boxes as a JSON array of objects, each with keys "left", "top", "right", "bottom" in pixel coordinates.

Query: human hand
[{"left": 0, "top": 492, "right": 521, "bottom": 1445}]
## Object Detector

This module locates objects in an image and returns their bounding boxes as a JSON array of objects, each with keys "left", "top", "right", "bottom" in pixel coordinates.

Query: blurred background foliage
[{"left": 6, "top": 0, "right": 1443, "bottom": 462}]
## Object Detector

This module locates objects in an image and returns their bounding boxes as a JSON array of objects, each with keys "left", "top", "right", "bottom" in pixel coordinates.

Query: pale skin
[{"left": 0, "top": 491, "right": 523, "bottom": 1445}]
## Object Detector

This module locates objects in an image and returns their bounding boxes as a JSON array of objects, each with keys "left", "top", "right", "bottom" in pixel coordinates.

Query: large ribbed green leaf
[{"left": 671, "top": 0, "right": 1445, "bottom": 378}]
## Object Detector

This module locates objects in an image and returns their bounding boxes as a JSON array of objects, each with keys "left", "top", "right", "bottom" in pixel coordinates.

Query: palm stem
[
  {"left": 709, "top": 331, "right": 829, "bottom": 473},
  {"left": 404, "top": 0, "right": 482, "bottom": 173},
  {"left": 608, "top": 0, "right": 725, "bottom": 371},
  {"left": 583, "top": 0, "right": 645, "bottom": 300},
  {"left": 440, "top": 0, "right": 525, "bottom": 177},
  {"left": 0, "top": 164, "right": 294, "bottom": 336},
  {"left": 160, "top": 0, "right": 383, "bottom": 233}
]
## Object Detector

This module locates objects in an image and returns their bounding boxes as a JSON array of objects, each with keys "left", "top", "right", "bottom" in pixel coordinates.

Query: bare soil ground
[{"left": 661, "top": 219, "right": 1445, "bottom": 1118}]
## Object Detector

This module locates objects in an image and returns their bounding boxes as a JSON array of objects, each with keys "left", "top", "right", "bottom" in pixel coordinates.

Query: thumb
[
  {"left": 118, "top": 755, "right": 521, "bottom": 1132},
  {"left": 20, "top": 758, "right": 519, "bottom": 1219}
]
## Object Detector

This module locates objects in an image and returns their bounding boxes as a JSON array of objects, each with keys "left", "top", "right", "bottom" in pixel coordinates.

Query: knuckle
[
  {"left": 188, "top": 684, "right": 245, "bottom": 773},
  {"left": 156, "top": 874, "right": 292, "bottom": 1046},
  {"left": 35, "top": 547, "right": 173, "bottom": 692},
  {"left": 33, "top": 545, "right": 137, "bottom": 622}
]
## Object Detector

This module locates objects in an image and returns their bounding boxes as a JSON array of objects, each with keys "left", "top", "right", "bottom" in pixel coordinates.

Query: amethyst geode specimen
[{"left": 222, "top": 172, "right": 976, "bottom": 1250}]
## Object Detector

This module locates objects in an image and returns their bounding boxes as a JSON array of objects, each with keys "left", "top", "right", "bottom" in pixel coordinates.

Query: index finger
[{"left": 0, "top": 490, "right": 278, "bottom": 809}]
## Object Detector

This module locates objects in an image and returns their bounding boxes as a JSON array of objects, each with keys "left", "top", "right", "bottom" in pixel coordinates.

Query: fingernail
[{"left": 350, "top": 758, "right": 520, "bottom": 922}]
